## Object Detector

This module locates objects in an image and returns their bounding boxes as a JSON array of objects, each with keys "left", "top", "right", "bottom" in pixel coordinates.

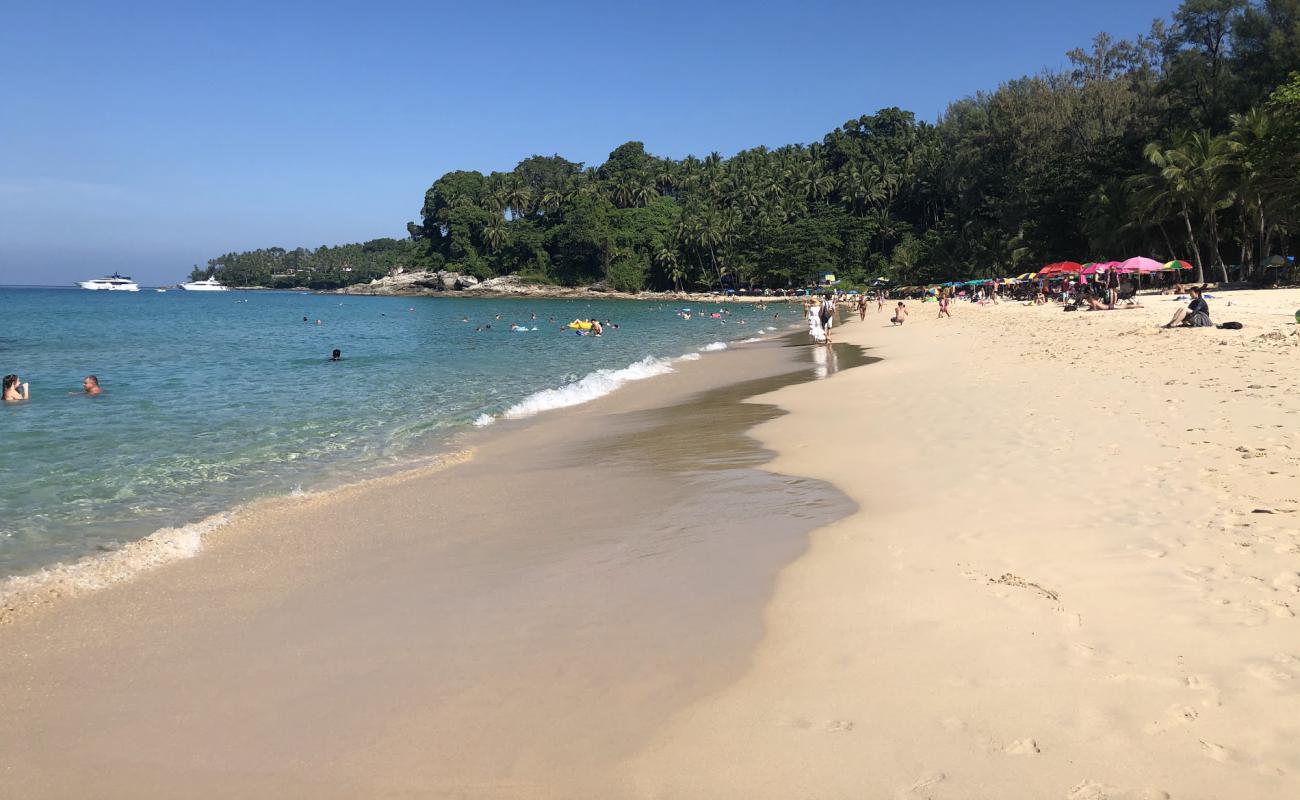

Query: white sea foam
[
  {"left": 503, "top": 356, "right": 675, "bottom": 420},
  {"left": 472, "top": 413, "right": 496, "bottom": 427},
  {"left": 0, "top": 513, "right": 230, "bottom": 616},
  {"left": 699, "top": 341, "right": 728, "bottom": 352},
  {"left": 742, "top": 336, "right": 765, "bottom": 343},
  {"left": 675, "top": 353, "right": 702, "bottom": 362}
]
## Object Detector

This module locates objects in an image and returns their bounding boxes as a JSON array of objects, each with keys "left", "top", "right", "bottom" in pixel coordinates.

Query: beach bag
[{"left": 1216, "top": 321, "right": 1243, "bottom": 330}]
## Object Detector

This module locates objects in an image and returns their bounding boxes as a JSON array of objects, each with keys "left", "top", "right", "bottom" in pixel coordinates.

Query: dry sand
[
  {"left": 621, "top": 288, "right": 1300, "bottom": 799},
  {"left": 3, "top": 289, "right": 1298, "bottom": 799}
]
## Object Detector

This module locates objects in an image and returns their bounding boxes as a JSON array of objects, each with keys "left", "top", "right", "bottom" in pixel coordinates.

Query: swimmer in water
[
  {"left": 329, "top": 349, "right": 341, "bottom": 361},
  {"left": 3, "top": 374, "right": 29, "bottom": 402},
  {"left": 82, "top": 375, "right": 103, "bottom": 395},
  {"left": 591, "top": 319, "right": 603, "bottom": 336}
]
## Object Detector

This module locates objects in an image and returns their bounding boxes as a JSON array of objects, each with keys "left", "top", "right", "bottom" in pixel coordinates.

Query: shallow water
[{"left": 0, "top": 287, "right": 803, "bottom": 576}]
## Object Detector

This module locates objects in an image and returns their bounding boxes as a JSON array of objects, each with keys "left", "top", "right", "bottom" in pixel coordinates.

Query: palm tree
[
  {"left": 481, "top": 219, "right": 507, "bottom": 254},
  {"left": 1230, "top": 108, "right": 1277, "bottom": 274},
  {"left": 1132, "top": 139, "right": 1205, "bottom": 283},
  {"left": 1083, "top": 179, "right": 1145, "bottom": 257},
  {"left": 503, "top": 181, "right": 532, "bottom": 220},
  {"left": 541, "top": 186, "right": 565, "bottom": 215},
  {"left": 632, "top": 180, "right": 657, "bottom": 208},
  {"left": 654, "top": 247, "right": 682, "bottom": 291},
  {"left": 1179, "top": 130, "right": 1237, "bottom": 282}
]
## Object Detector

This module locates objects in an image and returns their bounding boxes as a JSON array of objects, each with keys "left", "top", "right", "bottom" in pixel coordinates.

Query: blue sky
[{"left": 1, "top": 0, "right": 1179, "bottom": 286}]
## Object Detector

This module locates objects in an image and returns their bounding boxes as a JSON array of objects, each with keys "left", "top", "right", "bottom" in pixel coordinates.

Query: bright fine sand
[
  {"left": 626, "top": 288, "right": 1300, "bottom": 799},
  {"left": 3, "top": 289, "right": 1300, "bottom": 799}
]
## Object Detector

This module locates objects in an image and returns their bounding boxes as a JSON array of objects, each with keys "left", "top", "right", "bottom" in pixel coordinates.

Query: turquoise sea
[{"left": 0, "top": 287, "right": 802, "bottom": 579}]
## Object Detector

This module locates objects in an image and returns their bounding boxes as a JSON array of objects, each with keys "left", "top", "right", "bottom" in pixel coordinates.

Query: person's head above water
[
  {"left": 330, "top": 349, "right": 341, "bottom": 361},
  {"left": 83, "top": 375, "right": 101, "bottom": 395},
  {"left": 3, "top": 374, "right": 17, "bottom": 392}
]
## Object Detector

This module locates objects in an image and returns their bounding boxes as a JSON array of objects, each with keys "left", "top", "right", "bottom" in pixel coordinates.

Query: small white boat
[
  {"left": 78, "top": 273, "right": 140, "bottom": 291},
  {"left": 179, "top": 277, "right": 229, "bottom": 292}
]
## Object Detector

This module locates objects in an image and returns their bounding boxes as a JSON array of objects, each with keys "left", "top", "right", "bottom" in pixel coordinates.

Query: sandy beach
[
  {"left": 624, "top": 288, "right": 1300, "bottom": 799},
  {"left": 3, "top": 288, "right": 1299, "bottom": 798}
]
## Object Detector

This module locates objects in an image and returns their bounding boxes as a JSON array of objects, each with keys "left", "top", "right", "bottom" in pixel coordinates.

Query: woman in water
[{"left": 3, "top": 374, "right": 30, "bottom": 402}]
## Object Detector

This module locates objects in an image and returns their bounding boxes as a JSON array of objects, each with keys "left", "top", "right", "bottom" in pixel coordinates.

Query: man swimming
[{"left": 82, "top": 375, "right": 103, "bottom": 395}]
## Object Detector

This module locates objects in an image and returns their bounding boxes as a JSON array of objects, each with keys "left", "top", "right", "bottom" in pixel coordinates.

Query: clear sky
[{"left": 1, "top": 0, "right": 1180, "bottom": 286}]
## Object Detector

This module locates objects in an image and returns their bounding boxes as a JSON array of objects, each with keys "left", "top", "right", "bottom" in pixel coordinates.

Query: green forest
[{"left": 196, "top": 0, "right": 1300, "bottom": 291}]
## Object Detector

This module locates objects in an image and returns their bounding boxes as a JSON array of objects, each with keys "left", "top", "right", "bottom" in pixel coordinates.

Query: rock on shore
[
  {"left": 336, "top": 270, "right": 480, "bottom": 296},
  {"left": 337, "top": 270, "right": 787, "bottom": 303}
]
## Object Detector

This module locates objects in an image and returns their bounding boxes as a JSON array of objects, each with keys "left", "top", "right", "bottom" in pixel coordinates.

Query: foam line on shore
[
  {"left": 503, "top": 356, "right": 677, "bottom": 420},
  {"left": 0, "top": 513, "right": 231, "bottom": 621},
  {"left": 0, "top": 449, "right": 475, "bottom": 623}
]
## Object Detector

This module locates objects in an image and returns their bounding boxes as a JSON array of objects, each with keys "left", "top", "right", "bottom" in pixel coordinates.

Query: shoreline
[
  {"left": 0, "top": 317, "right": 805, "bottom": 624},
  {"left": 0, "top": 303, "right": 805, "bottom": 615},
  {"left": 0, "top": 325, "right": 867, "bottom": 797}
]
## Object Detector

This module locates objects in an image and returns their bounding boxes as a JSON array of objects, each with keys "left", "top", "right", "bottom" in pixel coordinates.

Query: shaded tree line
[
  {"left": 209, "top": 0, "right": 1300, "bottom": 291},
  {"left": 190, "top": 238, "right": 417, "bottom": 289}
]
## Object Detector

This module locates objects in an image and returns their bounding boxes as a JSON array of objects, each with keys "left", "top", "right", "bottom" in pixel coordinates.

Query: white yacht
[
  {"left": 178, "top": 277, "right": 229, "bottom": 292},
  {"left": 78, "top": 273, "right": 140, "bottom": 291}
]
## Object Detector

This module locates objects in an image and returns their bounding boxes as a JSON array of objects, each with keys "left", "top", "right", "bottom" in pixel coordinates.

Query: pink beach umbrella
[{"left": 1118, "top": 256, "right": 1165, "bottom": 273}]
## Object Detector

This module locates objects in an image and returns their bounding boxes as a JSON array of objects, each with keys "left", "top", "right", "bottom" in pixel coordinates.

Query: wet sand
[{"left": 0, "top": 335, "right": 866, "bottom": 798}]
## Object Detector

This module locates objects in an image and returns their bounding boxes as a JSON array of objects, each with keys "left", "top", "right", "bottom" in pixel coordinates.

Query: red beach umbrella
[{"left": 1037, "top": 261, "right": 1084, "bottom": 277}]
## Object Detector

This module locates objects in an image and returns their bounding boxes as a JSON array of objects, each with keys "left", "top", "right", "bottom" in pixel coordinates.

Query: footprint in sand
[
  {"left": 1067, "top": 781, "right": 1170, "bottom": 800},
  {"left": 1004, "top": 738, "right": 1041, "bottom": 755},
  {"left": 1199, "top": 739, "right": 1232, "bottom": 762},
  {"left": 1143, "top": 704, "right": 1199, "bottom": 735},
  {"left": 825, "top": 719, "right": 855, "bottom": 733},
  {"left": 899, "top": 771, "right": 946, "bottom": 799}
]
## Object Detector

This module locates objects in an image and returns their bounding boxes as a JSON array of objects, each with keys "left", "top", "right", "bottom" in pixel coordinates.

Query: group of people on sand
[
  {"left": 808, "top": 292, "right": 914, "bottom": 343},
  {"left": 4, "top": 374, "right": 102, "bottom": 403}
]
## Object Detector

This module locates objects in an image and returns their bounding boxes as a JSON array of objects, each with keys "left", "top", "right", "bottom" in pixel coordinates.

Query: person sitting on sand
[
  {"left": 891, "top": 302, "right": 907, "bottom": 326},
  {"left": 1164, "top": 285, "right": 1212, "bottom": 328},
  {"left": 82, "top": 375, "right": 103, "bottom": 395},
  {"left": 3, "top": 374, "right": 30, "bottom": 402}
]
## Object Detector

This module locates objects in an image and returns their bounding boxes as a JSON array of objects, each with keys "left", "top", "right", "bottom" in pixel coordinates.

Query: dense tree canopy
[{"left": 204, "top": 0, "right": 1300, "bottom": 291}]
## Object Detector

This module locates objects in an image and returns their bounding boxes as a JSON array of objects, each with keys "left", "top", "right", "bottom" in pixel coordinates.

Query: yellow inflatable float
[{"left": 567, "top": 319, "right": 594, "bottom": 330}]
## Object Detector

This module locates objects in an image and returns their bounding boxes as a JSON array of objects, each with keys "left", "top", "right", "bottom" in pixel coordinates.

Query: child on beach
[{"left": 891, "top": 303, "right": 908, "bottom": 326}]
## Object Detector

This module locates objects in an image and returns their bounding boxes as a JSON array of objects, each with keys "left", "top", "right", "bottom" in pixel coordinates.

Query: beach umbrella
[
  {"left": 1264, "top": 254, "right": 1288, "bottom": 268},
  {"left": 1015, "top": 272, "right": 1037, "bottom": 281},
  {"left": 1163, "top": 260, "right": 1192, "bottom": 271},
  {"left": 1118, "top": 256, "right": 1165, "bottom": 273},
  {"left": 1037, "top": 261, "right": 1084, "bottom": 276}
]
